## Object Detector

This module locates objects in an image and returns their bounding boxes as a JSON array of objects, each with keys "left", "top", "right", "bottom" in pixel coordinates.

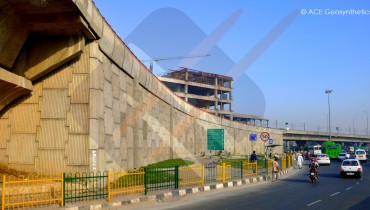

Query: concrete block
[
  {"left": 112, "top": 36, "right": 125, "bottom": 67},
  {"left": 122, "top": 46, "right": 133, "bottom": 76},
  {"left": 104, "top": 107, "right": 113, "bottom": 135},
  {"left": 89, "top": 119, "right": 99, "bottom": 150},
  {"left": 99, "top": 21, "right": 115, "bottom": 58},
  {"left": 104, "top": 80, "right": 113, "bottom": 108}
]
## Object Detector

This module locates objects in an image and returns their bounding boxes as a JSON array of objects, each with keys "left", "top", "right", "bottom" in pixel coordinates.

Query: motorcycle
[{"left": 309, "top": 168, "right": 318, "bottom": 183}]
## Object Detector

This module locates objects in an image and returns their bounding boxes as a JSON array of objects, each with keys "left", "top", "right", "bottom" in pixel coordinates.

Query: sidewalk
[{"left": 58, "top": 166, "right": 294, "bottom": 210}]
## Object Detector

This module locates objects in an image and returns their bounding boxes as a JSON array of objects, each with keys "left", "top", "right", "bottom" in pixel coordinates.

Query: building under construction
[
  {"left": 159, "top": 68, "right": 233, "bottom": 119},
  {"left": 158, "top": 67, "right": 269, "bottom": 127}
]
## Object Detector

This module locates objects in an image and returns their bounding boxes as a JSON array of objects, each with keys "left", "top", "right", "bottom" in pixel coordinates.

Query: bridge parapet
[{"left": 284, "top": 130, "right": 370, "bottom": 143}]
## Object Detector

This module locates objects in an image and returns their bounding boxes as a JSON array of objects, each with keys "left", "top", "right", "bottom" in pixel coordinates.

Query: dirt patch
[{"left": 0, "top": 165, "right": 32, "bottom": 177}]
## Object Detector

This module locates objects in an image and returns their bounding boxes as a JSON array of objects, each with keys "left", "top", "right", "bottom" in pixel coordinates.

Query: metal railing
[
  {"left": 0, "top": 157, "right": 295, "bottom": 209},
  {"left": 63, "top": 171, "right": 108, "bottom": 204},
  {"left": 144, "top": 166, "right": 178, "bottom": 195},
  {"left": 1, "top": 174, "right": 63, "bottom": 210},
  {"left": 108, "top": 168, "right": 145, "bottom": 200}
]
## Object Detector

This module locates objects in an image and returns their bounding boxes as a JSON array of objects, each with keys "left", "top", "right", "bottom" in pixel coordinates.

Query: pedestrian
[
  {"left": 250, "top": 151, "right": 257, "bottom": 162},
  {"left": 305, "top": 151, "right": 309, "bottom": 160},
  {"left": 272, "top": 157, "right": 279, "bottom": 182},
  {"left": 297, "top": 153, "right": 304, "bottom": 169}
]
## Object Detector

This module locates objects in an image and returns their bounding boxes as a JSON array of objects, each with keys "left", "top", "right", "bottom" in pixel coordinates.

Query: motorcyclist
[{"left": 309, "top": 158, "right": 319, "bottom": 178}]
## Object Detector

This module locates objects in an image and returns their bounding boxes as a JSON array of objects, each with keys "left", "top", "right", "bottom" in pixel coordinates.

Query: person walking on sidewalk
[
  {"left": 272, "top": 157, "right": 279, "bottom": 182},
  {"left": 250, "top": 151, "right": 257, "bottom": 162},
  {"left": 297, "top": 153, "right": 304, "bottom": 169}
]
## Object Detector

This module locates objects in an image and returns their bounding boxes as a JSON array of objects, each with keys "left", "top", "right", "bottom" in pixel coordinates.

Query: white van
[{"left": 355, "top": 149, "right": 367, "bottom": 163}]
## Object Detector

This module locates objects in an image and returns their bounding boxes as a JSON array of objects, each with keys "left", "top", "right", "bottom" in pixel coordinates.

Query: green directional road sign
[{"left": 207, "top": 129, "right": 224, "bottom": 150}]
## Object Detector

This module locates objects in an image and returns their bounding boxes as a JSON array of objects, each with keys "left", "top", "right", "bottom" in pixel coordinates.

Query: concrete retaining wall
[{"left": 0, "top": 0, "right": 283, "bottom": 175}]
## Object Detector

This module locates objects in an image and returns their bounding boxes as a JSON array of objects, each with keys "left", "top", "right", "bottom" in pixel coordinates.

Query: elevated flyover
[{"left": 283, "top": 129, "right": 370, "bottom": 149}]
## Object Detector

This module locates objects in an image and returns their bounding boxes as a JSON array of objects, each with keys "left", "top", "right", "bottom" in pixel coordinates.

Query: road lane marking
[
  {"left": 356, "top": 182, "right": 360, "bottom": 185},
  {"left": 346, "top": 187, "right": 352, "bottom": 190},
  {"left": 330, "top": 192, "right": 340, "bottom": 196},
  {"left": 307, "top": 200, "right": 321, "bottom": 206}
]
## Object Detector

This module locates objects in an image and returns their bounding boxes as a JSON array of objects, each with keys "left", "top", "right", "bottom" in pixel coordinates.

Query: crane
[{"left": 141, "top": 53, "right": 210, "bottom": 72}]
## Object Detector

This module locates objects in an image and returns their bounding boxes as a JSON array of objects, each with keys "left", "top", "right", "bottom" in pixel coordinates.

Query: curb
[{"left": 60, "top": 168, "right": 294, "bottom": 210}]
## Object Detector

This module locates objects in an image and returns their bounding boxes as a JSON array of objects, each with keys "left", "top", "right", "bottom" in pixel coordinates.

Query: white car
[
  {"left": 355, "top": 149, "right": 367, "bottom": 163},
  {"left": 338, "top": 153, "right": 347, "bottom": 162},
  {"left": 340, "top": 159, "right": 363, "bottom": 178},
  {"left": 316, "top": 153, "right": 330, "bottom": 165}
]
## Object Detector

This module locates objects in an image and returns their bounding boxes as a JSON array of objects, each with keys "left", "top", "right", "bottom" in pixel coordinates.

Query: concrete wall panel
[
  {"left": 112, "top": 66, "right": 120, "bottom": 100},
  {"left": 43, "top": 65, "right": 72, "bottom": 89},
  {"left": 37, "top": 120, "right": 67, "bottom": 149},
  {"left": 8, "top": 134, "right": 37, "bottom": 164},
  {"left": 66, "top": 134, "right": 89, "bottom": 165},
  {"left": 36, "top": 150, "right": 66, "bottom": 175},
  {"left": 122, "top": 47, "right": 133, "bottom": 76},
  {"left": 0, "top": 119, "right": 9, "bottom": 148},
  {"left": 70, "top": 74, "right": 89, "bottom": 103},
  {"left": 40, "top": 89, "right": 69, "bottom": 119},
  {"left": 112, "top": 36, "right": 125, "bottom": 67},
  {"left": 10, "top": 104, "right": 39, "bottom": 133},
  {"left": 99, "top": 22, "right": 115, "bottom": 58},
  {"left": 89, "top": 119, "right": 99, "bottom": 150},
  {"left": 67, "top": 104, "right": 89, "bottom": 134},
  {"left": 89, "top": 58, "right": 103, "bottom": 90},
  {"left": 104, "top": 80, "right": 113, "bottom": 109}
]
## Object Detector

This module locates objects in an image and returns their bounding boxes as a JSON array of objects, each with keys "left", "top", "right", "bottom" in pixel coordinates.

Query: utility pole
[
  {"left": 325, "top": 90, "right": 332, "bottom": 141},
  {"left": 365, "top": 111, "right": 368, "bottom": 136}
]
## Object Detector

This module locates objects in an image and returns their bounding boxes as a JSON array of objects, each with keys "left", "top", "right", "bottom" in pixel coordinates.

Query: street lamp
[
  {"left": 325, "top": 90, "right": 332, "bottom": 141},
  {"left": 365, "top": 111, "right": 368, "bottom": 136},
  {"left": 353, "top": 118, "right": 356, "bottom": 135}
]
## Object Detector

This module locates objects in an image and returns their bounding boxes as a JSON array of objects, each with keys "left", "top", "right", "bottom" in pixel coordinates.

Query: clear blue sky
[{"left": 94, "top": 0, "right": 370, "bottom": 135}]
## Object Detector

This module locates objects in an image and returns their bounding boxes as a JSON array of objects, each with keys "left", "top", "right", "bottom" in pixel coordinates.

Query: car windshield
[
  {"left": 342, "top": 161, "right": 359, "bottom": 166},
  {"left": 356, "top": 151, "right": 365, "bottom": 154}
]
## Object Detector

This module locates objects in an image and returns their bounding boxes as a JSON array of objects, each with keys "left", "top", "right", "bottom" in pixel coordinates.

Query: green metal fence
[
  {"left": 144, "top": 166, "right": 179, "bottom": 195},
  {"left": 63, "top": 171, "right": 108, "bottom": 204}
]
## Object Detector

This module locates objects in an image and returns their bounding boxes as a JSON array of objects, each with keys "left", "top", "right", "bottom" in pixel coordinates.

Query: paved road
[{"left": 118, "top": 160, "right": 370, "bottom": 210}]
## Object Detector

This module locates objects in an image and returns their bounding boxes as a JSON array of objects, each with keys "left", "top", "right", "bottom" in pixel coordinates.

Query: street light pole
[
  {"left": 325, "top": 90, "right": 332, "bottom": 141},
  {"left": 365, "top": 111, "right": 368, "bottom": 136},
  {"left": 353, "top": 118, "right": 356, "bottom": 135}
]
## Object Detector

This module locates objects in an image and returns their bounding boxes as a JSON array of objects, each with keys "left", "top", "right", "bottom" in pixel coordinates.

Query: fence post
[
  {"left": 107, "top": 170, "right": 111, "bottom": 201},
  {"left": 240, "top": 161, "right": 243, "bottom": 179},
  {"left": 60, "top": 173, "right": 64, "bottom": 207},
  {"left": 202, "top": 164, "right": 205, "bottom": 186},
  {"left": 222, "top": 162, "right": 226, "bottom": 183},
  {"left": 2, "top": 175, "right": 5, "bottom": 210},
  {"left": 144, "top": 167, "right": 148, "bottom": 195},
  {"left": 175, "top": 166, "right": 179, "bottom": 189},
  {"left": 62, "top": 173, "right": 65, "bottom": 207}
]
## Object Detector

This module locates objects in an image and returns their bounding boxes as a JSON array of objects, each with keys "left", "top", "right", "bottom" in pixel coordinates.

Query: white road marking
[
  {"left": 346, "top": 187, "right": 352, "bottom": 190},
  {"left": 307, "top": 200, "right": 322, "bottom": 206},
  {"left": 330, "top": 192, "right": 340, "bottom": 196}
]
